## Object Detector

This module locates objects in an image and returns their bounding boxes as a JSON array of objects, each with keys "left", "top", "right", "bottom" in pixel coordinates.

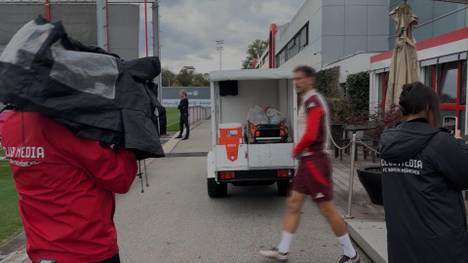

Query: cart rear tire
[
  {"left": 207, "top": 178, "right": 228, "bottom": 198},
  {"left": 277, "top": 181, "right": 290, "bottom": 197}
]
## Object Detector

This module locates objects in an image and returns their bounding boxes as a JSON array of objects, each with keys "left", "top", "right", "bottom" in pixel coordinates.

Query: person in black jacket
[
  {"left": 379, "top": 82, "right": 468, "bottom": 263},
  {"left": 176, "top": 90, "right": 189, "bottom": 140}
]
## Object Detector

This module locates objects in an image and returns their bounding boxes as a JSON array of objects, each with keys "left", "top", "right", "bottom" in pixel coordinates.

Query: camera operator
[{"left": 1, "top": 112, "right": 137, "bottom": 263}]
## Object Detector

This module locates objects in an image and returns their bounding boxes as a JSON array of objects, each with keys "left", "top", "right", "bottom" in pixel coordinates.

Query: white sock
[
  {"left": 338, "top": 233, "right": 356, "bottom": 258},
  {"left": 277, "top": 231, "right": 294, "bottom": 253}
]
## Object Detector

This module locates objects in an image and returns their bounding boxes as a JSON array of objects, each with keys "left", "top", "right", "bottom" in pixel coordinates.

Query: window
[
  {"left": 288, "top": 39, "right": 299, "bottom": 59},
  {"left": 288, "top": 39, "right": 296, "bottom": 50},
  {"left": 461, "top": 61, "right": 466, "bottom": 105},
  {"left": 275, "top": 22, "right": 309, "bottom": 67},
  {"left": 439, "top": 62, "right": 458, "bottom": 103},
  {"left": 377, "top": 72, "right": 389, "bottom": 111},
  {"left": 276, "top": 50, "right": 286, "bottom": 67},
  {"left": 299, "top": 25, "right": 308, "bottom": 50},
  {"left": 423, "top": 60, "right": 467, "bottom": 134},
  {"left": 424, "top": 66, "right": 434, "bottom": 89}
]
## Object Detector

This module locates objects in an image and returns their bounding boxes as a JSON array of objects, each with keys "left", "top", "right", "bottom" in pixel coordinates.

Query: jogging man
[{"left": 260, "top": 66, "right": 360, "bottom": 263}]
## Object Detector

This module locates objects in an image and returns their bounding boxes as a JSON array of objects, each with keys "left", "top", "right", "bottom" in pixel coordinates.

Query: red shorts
[{"left": 292, "top": 155, "right": 333, "bottom": 203}]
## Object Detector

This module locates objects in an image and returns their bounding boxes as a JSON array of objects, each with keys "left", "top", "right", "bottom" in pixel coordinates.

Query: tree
[
  {"left": 192, "top": 73, "right": 209, "bottom": 87},
  {"left": 242, "top": 39, "right": 267, "bottom": 69},
  {"left": 162, "top": 67, "right": 209, "bottom": 87},
  {"left": 177, "top": 67, "right": 195, "bottom": 87},
  {"left": 162, "top": 68, "right": 176, "bottom": 87},
  {"left": 167, "top": 67, "right": 210, "bottom": 87}
]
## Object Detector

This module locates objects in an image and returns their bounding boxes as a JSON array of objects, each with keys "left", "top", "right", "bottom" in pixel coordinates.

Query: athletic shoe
[
  {"left": 339, "top": 253, "right": 360, "bottom": 263},
  {"left": 259, "top": 247, "right": 288, "bottom": 262}
]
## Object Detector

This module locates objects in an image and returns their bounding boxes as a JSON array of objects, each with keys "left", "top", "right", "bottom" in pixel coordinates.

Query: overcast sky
[{"left": 159, "top": 0, "right": 305, "bottom": 74}]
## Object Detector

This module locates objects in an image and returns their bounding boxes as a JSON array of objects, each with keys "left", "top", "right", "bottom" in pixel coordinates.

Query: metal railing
[
  {"left": 188, "top": 106, "right": 211, "bottom": 125},
  {"left": 329, "top": 131, "right": 381, "bottom": 218}
]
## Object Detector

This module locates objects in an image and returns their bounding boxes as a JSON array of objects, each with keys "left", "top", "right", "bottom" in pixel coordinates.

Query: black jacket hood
[{"left": 379, "top": 120, "right": 440, "bottom": 163}]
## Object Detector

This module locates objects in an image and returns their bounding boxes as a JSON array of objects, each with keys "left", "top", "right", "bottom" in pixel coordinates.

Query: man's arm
[
  {"left": 293, "top": 106, "right": 324, "bottom": 157},
  {"left": 433, "top": 133, "right": 468, "bottom": 190}
]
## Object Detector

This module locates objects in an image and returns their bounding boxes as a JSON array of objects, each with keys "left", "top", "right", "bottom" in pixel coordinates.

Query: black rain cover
[{"left": 0, "top": 16, "right": 164, "bottom": 160}]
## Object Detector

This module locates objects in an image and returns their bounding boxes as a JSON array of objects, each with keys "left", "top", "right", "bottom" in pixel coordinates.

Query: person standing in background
[{"left": 176, "top": 90, "right": 190, "bottom": 140}]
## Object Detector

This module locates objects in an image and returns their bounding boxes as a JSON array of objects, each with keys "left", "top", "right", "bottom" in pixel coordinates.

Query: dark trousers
[
  {"left": 35, "top": 254, "right": 120, "bottom": 263},
  {"left": 178, "top": 113, "right": 189, "bottom": 138},
  {"left": 97, "top": 254, "right": 121, "bottom": 263}
]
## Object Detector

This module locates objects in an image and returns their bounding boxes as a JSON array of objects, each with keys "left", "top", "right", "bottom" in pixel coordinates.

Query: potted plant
[{"left": 357, "top": 165, "right": 383, "bottom": 205}]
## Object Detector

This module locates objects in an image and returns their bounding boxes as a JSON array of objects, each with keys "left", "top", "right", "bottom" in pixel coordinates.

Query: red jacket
[{"left": 1, "top": 112, "right": 137, "bottom": 263}]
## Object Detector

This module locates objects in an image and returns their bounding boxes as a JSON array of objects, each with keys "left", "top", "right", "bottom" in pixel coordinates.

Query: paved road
[{"left": 115, "top": 121, "right": 371, "bottom": 263}]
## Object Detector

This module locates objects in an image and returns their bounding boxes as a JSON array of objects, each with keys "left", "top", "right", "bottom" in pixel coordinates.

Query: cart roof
[{"left": 209, "top": 69, "right": 293, "bottom": 82}]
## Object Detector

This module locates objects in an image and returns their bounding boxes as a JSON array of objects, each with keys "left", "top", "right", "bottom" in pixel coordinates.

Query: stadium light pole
[{"left": 216, "top": 40, "right": 224, "bottom": 71}]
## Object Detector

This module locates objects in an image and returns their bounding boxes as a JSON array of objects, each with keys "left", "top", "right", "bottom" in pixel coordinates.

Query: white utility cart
[{"left": 207, "top": 69, "right": 298, "bottom": 197}]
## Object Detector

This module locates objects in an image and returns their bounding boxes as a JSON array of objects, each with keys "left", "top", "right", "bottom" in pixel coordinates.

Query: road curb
[
  {"left": 346, "top": 219, "right": 388, "bottom": 263},
  {"left": 0, "top": 232, "right": 27, "bottom": 263}
]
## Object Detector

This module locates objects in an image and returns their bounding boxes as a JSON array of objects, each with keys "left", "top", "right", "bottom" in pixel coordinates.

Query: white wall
[
  {"left": 276, "top": 1, "right": 321, "bottom": 51},
  {"left": 324, "top": 52, "right": 378, "bottom": 83},
  {"left": 278, "top": 79, "right": 295, "bottom": 139},
  {"left": 276, "top": 0, "right": 322, "bottom": 69},
  {"left": 274, "top": 0, "right": 389, "bottom": 70}
]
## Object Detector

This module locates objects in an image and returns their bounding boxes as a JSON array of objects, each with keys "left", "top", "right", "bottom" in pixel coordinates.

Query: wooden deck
[{"left": 331, "top": 153, "right": 385, "bottom": 220}]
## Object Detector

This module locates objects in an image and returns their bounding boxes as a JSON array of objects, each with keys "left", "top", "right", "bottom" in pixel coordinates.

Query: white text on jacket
[
  {"left": 381, "top": 159, "right": 423, "bottom": 175},
  {"left": 3, "top": 146, "right": 45, "bottom": 159}
]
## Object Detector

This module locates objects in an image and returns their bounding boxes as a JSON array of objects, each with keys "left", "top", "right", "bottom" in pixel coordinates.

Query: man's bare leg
[
  {"left": 318, "top": 200, "right": 357, "bottom": 258},
  {"left": 260, "top": 190, "right": 306, "bottom": 260},
  {"left": 283, "top": 190, "right": 306, "bottom": 233}
]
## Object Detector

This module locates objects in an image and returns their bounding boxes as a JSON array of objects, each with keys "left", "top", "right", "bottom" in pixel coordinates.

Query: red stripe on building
[
  {"left": 269, "top": 24, "right": 278, "bottom": 68},
  {"left": 144, "top": 0, "right": 149, "bottom": 57},
  {"left": 371, "top": 27, "right": 468, "bottom": 63},
  {"left": 44, "top": 0, "right": 52, "bottom": 21}
]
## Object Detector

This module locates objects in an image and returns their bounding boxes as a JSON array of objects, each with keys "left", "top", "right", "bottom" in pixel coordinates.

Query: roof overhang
[
  {"left": 433, "top": 0, "right": 468, "bottom": 3},
  {"left": 209, "top": 69, "right": 292, "bottom": 82},
  {"left": 0, "top": 0, "right": 156, "bottom": 3}
]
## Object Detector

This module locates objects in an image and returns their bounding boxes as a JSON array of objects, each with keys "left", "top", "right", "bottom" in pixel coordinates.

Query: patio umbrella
[{"left": 386, "top": 2, "right": 419, "bottom": 111}]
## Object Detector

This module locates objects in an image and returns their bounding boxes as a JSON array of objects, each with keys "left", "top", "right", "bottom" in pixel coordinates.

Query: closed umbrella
[{"left": 386, "top": 2, "right": 419, "bottom": 110}]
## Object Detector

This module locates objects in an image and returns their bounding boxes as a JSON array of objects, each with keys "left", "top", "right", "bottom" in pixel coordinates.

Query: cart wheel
[
  {"left": 277, "top": 181, "right": 290, "bottom": 197},
  {"left": 207, "top": 178, "right": 228, "bottom": 198}
]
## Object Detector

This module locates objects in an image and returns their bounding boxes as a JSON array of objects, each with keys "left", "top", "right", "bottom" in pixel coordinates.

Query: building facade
[
  {"left": 370, "top": 1, "right": 468, "bottom": 134},
  {"left": 258, "top": 0, "right": 390, "bottom": 80},
  {"left": 389, "top": 0, "right": 468, "bottom": 48},
  {"left": 0, "top": 0, "right": 160, "bottom": 60}
]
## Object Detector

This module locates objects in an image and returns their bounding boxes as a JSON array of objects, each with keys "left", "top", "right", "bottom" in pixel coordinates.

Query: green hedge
[
  {"left": 316, "top": 66, "right": 340, "bottom": 98},
  {"left": 0, "top": 162, "right": 22, "bottom": 243},
  {"left": 328, "top": 97, "right": 351, "bottom": 124},
  {"left": 346, "top": 72, "right": 370, "bottom": 114}
]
